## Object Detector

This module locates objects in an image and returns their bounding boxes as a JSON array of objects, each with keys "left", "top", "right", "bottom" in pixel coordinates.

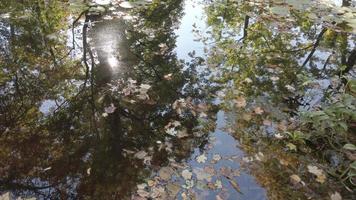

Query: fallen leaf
[
  {"left": 134, "top": 150, "right": 148, "bottom": 159},
  {"left": 177, "top": 129, "right": 189, "bottom": 138},
  {"left": 193, "top": 168, "right": 213, "bottom": 181},
  {"left": 235, "top": 97, "right": 247, "bottom": 108},
  {"left": 226, "top": 178, "right": 242, "bottom": 194},
  {"left": 277, "top": 122, "right": 288, "bottom": 131},
  {"left": 137, "top": 189, "right": 150, "bottom": 198},
  {"left": 263, "top": 119, "right": 272, "bottom": 126},
  {"left": 207, "top": 182, "right": 216, "bottom": 190},
  {"left": 147, "top": 180, "right": 155, "bottom": 187},
  {"left": 167, "top": 183, "right": 180, "bottom": 197},
  {"left": 104, "top": 103, "right": 116, "bottom": 114},
  {"left": 285, "top": 85, "right": 296, "bottom": 92},
  {"left": 254, "top": 107, "right": 264, "bottom": 115},
  {"left": 166, "top": 127, "right": 177, "bottom": 136},
  {"left": 244, "top": 78, "right": 253, "bottom": 83},
  {"left": 330, "top": 192, "right": 342, "bottom": 200},
  {"left": 232, "top": 169, "right": 240, "bottom": 177},
  {"left": 150, "top": 186, "right": 166, "bottom": 199},
  {"left": 220, "top": 166, "right": 232, "bottom": 177},
  {"left": 182, "top": 169, "right": 193, "bottom": 180},
  {"left": 204, "top": 166, "right": 215, "bottom": 175},
  {"left": 182, "top": 180, "right": 194, "bottom": 189},
  {"left": 270, "top": 76, "right": 280, "bottom": 81},
  {"left": 216, "top": 195, "right": 224, "bottom": 200},
  {"left": 159, "top": 167, "right": 174, "bottom": 181},
  {"left": 196, "top": 154, "right": 207, "bottom": 163},
  {"left": 212, "top": 154, "right": 222, "bottom": 162},
  {"left": 286, "top": 143, "right": 297, "bottom": 151},
  {"left": 215, "top": 180, "right": 222, "bottom": 189},
  {"left": 242, "top": 156, "right": 254, "bottom": 163},
  {"left": 307, "top": 165, "right": 326, "bottom": 183},
  {"left": 254, "top": 152, "right": 265, "bottom": 161},
  {"left": 289, "top": 174, "right": 301, "bottom": 185},
  {"left": 242, "top": 113, "right": 252, "bottom": 121},
  {"left": 137, "top": 183, "right": 147, "bottom": 190},
  {"left": 274, "top": 133, "right": 284, "bottom": 139}
]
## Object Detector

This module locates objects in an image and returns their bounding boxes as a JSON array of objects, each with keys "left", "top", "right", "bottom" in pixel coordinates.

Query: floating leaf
[
  {"left": 182, "top": 180, "right": 194, "bottom": 189},
  {"left": 166, "top": 183, "right": 180, "bottom": 197},
  {"left": 134, "top": 150, "right": 148, "bottom": 160},
  {"left": 212, "top": 154, "right": 222, "bottom": 162},
  {"left": 181, "top": 169, "right": 192, "bottom": 180},
  {"left": 159, "top": 167, "right": 174, "bottom": 181},
  {"left": 214, "top": 180, "right": 222, "bottom": 189},
  {"left": 196, "top": 154, "right": 207, "bottom": 163},
  {"left": 193, "top": 168, "right": 213, "bottom": 181}
]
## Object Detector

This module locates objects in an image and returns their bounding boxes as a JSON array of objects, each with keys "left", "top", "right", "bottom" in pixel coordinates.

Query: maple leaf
[{"left": 196, "top": 154, "right": 207, "bottom": 163}]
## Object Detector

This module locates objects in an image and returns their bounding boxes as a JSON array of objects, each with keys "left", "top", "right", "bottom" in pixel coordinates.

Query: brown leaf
[
  {"left": 226, "top": 177, "right": 242, "bottom": 194},
  {"left": 330, "top": 192, "right": 342, "bottom": 200},
  {"left": 159, "top": 167, "right": 174, "bottom": 181},
  {"left": 254, "top": 107, "right": 264, "bottom": 115},
  {"left": 235, "top": 97, "right": 247, "bottom": 108},
  {"left": 289, "top": 174, "right": 301, "bottom": 185}
]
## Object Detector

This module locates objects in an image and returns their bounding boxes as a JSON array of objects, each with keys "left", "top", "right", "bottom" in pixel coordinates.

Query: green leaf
[
  {"left": 343, "top": 144, "right": 356, "bottom": 151},
  {"left": 350, "top": 161, "right": 356, "bottom": 170}
]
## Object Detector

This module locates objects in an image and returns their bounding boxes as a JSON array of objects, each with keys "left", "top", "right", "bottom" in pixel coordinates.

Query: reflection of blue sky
[
  {"left": 174, "top": 2, "right": 267, "bottom": 196},
  {"left": 175, "top": 0, "right": 206, "bottom": 60},
  {"left": 187, "top": 111, "right": 267, "bottom": 200}
]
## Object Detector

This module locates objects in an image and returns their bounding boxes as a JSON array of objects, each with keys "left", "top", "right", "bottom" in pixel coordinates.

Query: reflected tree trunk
[
  {"left": 243, "top": 15, "right": 249, "bottom": 39},
  {"left": 342, "top": 0, "right": 351, "bottom": 7},
  {"left": 302, "top": 27, "right": 327, "bottom": 68}
]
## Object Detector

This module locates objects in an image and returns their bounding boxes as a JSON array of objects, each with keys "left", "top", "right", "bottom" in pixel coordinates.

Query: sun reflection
[{"left": 107, "top": 54, "right": 119, "bottom": 70}]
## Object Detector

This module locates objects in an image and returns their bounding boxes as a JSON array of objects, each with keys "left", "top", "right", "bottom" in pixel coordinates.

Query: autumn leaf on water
[
  {"left": 212, "top": 154, "right": 221, "bottom": 163},
  {"left": 181, "top": 169, "right": 193, "bottom": 180},
  {"left": 224, "top": 175, "right": 242, "bottom": 194},
  {"left": 134, "top": 150, "right": 148, "bottom": 160},
  {"left": 159, "top": 167, "right": 174, "bottom": 181},
  {"left": 193, "top": 168, "right": 213, "bottom": 181},
  {"left": 196, "top": 154, "right": 207, "bottom": 163},
  {"left": 214, "top": 180, "right": 222, "bottom": 189}
]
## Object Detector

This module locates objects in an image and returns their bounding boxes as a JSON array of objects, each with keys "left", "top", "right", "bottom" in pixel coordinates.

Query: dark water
[{"left": 0, "top": 0, "right": 355, "bottom": 199}]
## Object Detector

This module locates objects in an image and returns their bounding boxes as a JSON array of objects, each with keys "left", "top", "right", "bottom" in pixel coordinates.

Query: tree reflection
[
  {"left": 203, "top": 0, "right": 355, "bottom": 199},
  {"left": 205, "top": 0, "right": 355, "bottom": 125},
  {"left": 0, "top": 0, "right": 217, "bottom": 199}
]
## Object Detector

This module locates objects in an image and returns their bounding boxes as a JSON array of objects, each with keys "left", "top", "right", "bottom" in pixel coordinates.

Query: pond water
[{"left": 0, "top": 0, "right": 355, "bottom": 199}]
